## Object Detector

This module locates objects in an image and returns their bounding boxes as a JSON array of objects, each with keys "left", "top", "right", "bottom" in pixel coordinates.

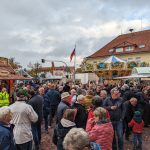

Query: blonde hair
[
  {"left": 63, "top": 128, "right": 89, "bottom": 150},
  {"left": 94, "top": 107, "right": 107, "bottom": 120},
  {"left": 0, "top": 106, "right": 11, "bottom": 120}
]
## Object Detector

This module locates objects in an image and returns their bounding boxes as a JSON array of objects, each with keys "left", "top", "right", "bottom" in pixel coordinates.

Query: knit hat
[
  {"left": 133, "top": 111, "right": 142, "bottom": 123},
  {"left": 16, "top": 89, "right": 28, "bottom": 97}
]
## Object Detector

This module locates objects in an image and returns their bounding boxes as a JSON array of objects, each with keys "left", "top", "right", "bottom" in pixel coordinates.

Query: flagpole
[{"left": 74, "top": 44, "right": 76, "bottom": 82}]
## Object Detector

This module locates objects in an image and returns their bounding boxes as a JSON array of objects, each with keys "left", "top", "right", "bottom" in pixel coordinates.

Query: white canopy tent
[{"left": 101, "top": 55, "right": 126, "bottom": 63}]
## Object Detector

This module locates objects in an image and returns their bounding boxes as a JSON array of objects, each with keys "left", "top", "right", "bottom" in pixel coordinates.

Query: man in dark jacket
[
  {"left": 72, "top": 95, "right": 88, "bottom": 129},
  {"left": 123, "top": 97, "right": 142, "bottom": 140},
  {"left": 57, "top": 92, "right": 70, "bottom": 123},
  {"left": 103, "top": 88, "right": 125, "bottom": 150},
  {"left": 46, "top": 84, "right": 61, "bottom": 127},
  {"left": 0, "top": 106, "right": 16, "bottom": 150},
  {"left": 28, "top": 89, "right": 43, "bottom": 150}
]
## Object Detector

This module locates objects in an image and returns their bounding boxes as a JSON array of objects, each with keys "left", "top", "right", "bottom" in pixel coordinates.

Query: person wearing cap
[
  {"left": 56, "top": 92, "right": 70, "bottom": 123},
  {"left": 9, "top": 89, "right": 38, "bottom": 150},
  {"left": 0, "top": 106, "right": 16, "bottom": 150}
]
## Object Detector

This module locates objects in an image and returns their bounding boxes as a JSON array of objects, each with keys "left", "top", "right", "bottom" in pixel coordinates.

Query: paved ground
[{"left": 41, "top": 126, "right": 150, "bottom": 150}]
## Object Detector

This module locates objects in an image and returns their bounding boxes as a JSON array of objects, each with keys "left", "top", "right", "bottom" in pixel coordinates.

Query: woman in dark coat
[{"left": 53, "top": 109, "right": 76, "bottom": 150}]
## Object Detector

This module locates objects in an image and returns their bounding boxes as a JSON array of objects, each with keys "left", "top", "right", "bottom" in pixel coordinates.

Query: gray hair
[
  {"left": 0, "top": 106, "right": 11, "bottom": 120},
  {"left": 100, "top": 90, "right": 107, "bottom": 95},
  {"left": 111, "top": 88, "right": 119, "bottom": 94},
  {"left": 121, "top": 84, "right": 129, "bottom": 91},
  {"left": 77, "top": 95, "right": 85, "bottom": 102},
  {"left": 63, "top": 128, "right": 89, "bottom": 150}
]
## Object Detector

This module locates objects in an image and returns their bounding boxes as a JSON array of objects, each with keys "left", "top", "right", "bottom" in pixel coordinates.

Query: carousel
[{"left": 81, "top": 55, "right": 133, "bottom": 80}]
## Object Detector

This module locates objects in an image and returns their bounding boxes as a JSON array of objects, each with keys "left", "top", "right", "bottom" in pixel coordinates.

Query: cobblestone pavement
[{"left": 41, "top": 126, "right": 150, "bottom": 150}]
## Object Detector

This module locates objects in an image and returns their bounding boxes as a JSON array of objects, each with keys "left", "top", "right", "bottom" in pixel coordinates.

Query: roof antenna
[{"left": 129, "top": 29, "right": 134, "bottom": 33}]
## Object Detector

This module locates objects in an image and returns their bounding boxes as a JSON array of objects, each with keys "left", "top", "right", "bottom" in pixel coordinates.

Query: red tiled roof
[{"left": 88, "top": 30, "right": 150, "bottom": 58}]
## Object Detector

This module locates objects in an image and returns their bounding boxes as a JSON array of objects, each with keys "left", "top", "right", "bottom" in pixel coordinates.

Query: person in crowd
[
  {"left": 0, "top": 106, "right": 16, "bottom": 150},
  {"left": 70, "top": 89, "right": 77, "bottom": 106},
  {"left": 121, "top": 84, "right": 134, "bottom": 102},
  {"left": 63, "top": 81, "right": 71, "bottom": 92},
  {"left": 100, "top": 90, "right": 108, "bottom": 105},
  {"left": 128, "top": 111, "right": 144, "bottom": 150},
  {"left": 84, "top": 90, "right": 94, "bottom": 109},
  {"left": 103, "top": 88, "right": 125, "bottom": 150},
  {"left": 38, "top": 87, "right": 45, "bottom": 97},
  {"left": 42, "top": 84, "right": 48, "bottom": 94},
  {"left": 0, "top": 88, "right": 9, "bottom": 107},
  {"left": 46, "top": 84, "right": 61, "bottom": 127},
  {"left": 72, "top": 95, "right": 88, "bottom": 129},
  {"left": 63, "top": 128, "right": 101, "bottom": 150},
  {"left": 28, "top": 89, "right": 43, "bottom": 150},
  {"left": 86, "top": 107, "right": 114, "bottom": 150},
  {"left": 57, "top": 92, "right": 71, "bottom": 123},
  {"left": 53, "top": 109, "right": 76, "bottom": 150},
  {"left": 87, "top": 96, "right": 110, "bottom": 122},
  {"left": 58, "top": 86, "right": 64, "bottom": 95},
  {"left": 143, "top": 87, "right": 150, "bottom": 126},
  {"left": 9, "top": 89, "right": 38, "bottom": 150},
  {"left": 94, "top": 85, "right": 101, "bottom": 95},
  {"left": 124, "top": 97, "right": 142, "bottom": 140}
]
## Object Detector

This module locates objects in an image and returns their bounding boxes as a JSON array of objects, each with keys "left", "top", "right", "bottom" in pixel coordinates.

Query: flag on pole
[{"left": 70, "top": 48, "right": 76, "bottom": 62}]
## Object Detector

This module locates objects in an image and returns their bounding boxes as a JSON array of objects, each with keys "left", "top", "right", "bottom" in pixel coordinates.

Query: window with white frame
[
  {"left": 125, "top": 46, "right": 134, "bottom": 51},
  {"left": 116, "top": 47, "right": 123, "bottom": 52},
  {"left": 135, "top": 57, "right": 141, "bottom": 62}
]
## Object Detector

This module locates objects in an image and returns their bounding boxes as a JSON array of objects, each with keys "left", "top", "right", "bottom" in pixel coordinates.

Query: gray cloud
[{"left": 0, "top": 0, "right": 150, "bottom": 67}]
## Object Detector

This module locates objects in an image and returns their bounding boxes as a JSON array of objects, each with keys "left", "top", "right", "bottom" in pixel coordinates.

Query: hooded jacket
[{"left": 53, "top": 118, "right": 76, "bottom": 150}]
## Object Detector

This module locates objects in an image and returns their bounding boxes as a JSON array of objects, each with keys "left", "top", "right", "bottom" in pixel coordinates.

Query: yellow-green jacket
[{"left": 0, "top": 92, "right": 9, "bottom": 107}]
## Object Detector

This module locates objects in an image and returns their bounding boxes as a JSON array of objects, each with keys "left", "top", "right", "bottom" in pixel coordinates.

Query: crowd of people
[{"left": 0, "top": 80, "right": 150, "bottom": 150}]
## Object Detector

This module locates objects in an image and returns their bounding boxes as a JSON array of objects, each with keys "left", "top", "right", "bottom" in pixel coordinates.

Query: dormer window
[
  {"left": 125, "top": 46, "right": 134, "bottom": 51},
  {"left": 116, "top": 48, "right": 123, "bottom": 52},
  {"left": 139, "top": 44, "right": 145, "bottom": 48}
]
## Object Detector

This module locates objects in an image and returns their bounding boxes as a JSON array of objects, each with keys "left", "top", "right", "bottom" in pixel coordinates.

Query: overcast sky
[{"left": 0, "top": 0, "right": 150, "bottom": 68}]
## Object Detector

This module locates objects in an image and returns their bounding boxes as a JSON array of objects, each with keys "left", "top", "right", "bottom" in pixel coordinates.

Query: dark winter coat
[
  {"left": 123, "top": 100, "right": 142, "bottom": 123},
  {"left": 53, "top": 118, "right": 76, "bottom": 150},
  {"left": 72, "top": 103, "right": 88, "bottom": 129},
  {"left": 0, "top": 122, "right": 16, "bottom": 150},
  {"left": 46, "top": 89, "right": 61, "bottom": 106},
  {"left": 28, "top": 94, "right": 43, "bottom": 124},
  {"left": 122, "top": 89, "right": 135, "bottom": 102},
  {"left": 103, "top": 96, "right": 125, "bottom": 121},
  {"left": 57, "top": 101, "right": 70, "bottom": 123}
]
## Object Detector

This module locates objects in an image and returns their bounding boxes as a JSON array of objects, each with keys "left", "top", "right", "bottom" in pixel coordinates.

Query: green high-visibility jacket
[{"left": 0, "top": 92, "right": 9, "bottom": 107}]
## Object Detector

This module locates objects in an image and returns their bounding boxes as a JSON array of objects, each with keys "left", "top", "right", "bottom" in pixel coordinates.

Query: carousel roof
[{"left": 101, "top": 55, "right": 126, "bottom": 63}]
